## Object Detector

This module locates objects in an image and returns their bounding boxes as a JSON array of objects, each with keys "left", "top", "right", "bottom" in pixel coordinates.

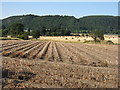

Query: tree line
[
  {"left": 1, "top": 14, "right": 120, "bottom": 34},
  {"left": 1, "top": 22, "right": 71, "bottom": 39},
  {"left": 1, "top": 22, "right": 105, "bottom": 42},
  {"left": 1, "top": 14, "right": 118, "bottom": 41}
]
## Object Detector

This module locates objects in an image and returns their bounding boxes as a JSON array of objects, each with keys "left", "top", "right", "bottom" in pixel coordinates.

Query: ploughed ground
[{"left": 1, "top": 40, "right": 119, "bottom": 88}]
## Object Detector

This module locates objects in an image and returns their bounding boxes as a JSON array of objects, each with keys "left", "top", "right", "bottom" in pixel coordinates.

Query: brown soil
[{"left": 1, "top": 40, "right": 119, "bottom": 88}]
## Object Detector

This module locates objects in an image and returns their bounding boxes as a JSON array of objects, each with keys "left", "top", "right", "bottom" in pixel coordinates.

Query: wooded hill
[{"left": 1, "top": 14, "right": 119, "bottom": 34}]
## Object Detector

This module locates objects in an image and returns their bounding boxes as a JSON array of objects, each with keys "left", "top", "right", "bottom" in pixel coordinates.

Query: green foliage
[
  {"left": 23, "top": 33, "right": 29, "bottom": 40},
  {"left": 1, "top": 15, "right": 119, "bottom": 35},
  {"left": 17, "top": 32, "right": 29, "bottom": 40},
  {"left": 41, "top": 26, "right": 46, "bottom": 35},
  {"left": 1, "top": 29, "right": 8, "bottom": 37},
  {"left": 31, "top": 30, "right": 40, "bottom": 39},
  {"left": 2, "top": 25, "right": 6, "bottom": 30},
  {"left": 8, "top": 23, "right": 24, "bottom": 36},
  {"left": 0, "top": 30, "right": 2, "bottom": 37},
  {"left": 90, "top": 30, "right": 104, "bottom": 41},
  {"left": 65, "top": 30, "right": 71, "bottom": 36}
]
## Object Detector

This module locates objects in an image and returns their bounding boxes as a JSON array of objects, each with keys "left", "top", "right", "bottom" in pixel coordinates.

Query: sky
[{"left": 1, "top": 2, "right": 118, "bottom": 19}]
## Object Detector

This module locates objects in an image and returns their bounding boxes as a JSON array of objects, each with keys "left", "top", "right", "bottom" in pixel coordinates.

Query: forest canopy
[{"left": 1, "top": 14, "right": 119, "bottom": 37}]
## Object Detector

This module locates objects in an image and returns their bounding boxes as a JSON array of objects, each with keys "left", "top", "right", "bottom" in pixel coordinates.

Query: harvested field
[
  {"left": 1, "top": 40, "right": 119, "bottom": 88},
  {"left": 40, "top": 36, "right": 120, "bottom": 44}
]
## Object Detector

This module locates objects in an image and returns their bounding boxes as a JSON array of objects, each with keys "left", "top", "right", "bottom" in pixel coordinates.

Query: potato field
[{"left": 1, "top": 40, "right": 119, "bottom": 88}]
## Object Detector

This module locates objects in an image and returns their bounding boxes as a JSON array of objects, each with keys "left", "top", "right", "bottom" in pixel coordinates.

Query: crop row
[{"left": 1, "top": 41, "right": 118, "bottom": 68}]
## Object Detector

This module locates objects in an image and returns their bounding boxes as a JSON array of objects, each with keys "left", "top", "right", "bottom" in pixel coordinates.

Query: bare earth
[{"left": 1, "top": 40, "right": 119, "bottom": 88}]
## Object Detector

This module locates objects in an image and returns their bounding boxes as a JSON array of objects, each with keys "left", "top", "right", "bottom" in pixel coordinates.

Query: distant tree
[
  {"left": 61, "top": 29, "right": 65, "bottom": 36},
  {"left": 41, "top": 26, "right": 46, "bottom": 35},
  {"left": 0, "top": 30, "right": 2, "bottom": 37},
  {"left": 65, "top": 30, "right": 71, "bottom": 36},
  {"left": 2, "top": 25, "right": 6, "bottom": 30},
  {"left": 23, "top": 32, "right": 29, "bottom": 40},
  {"left": 32, "top": 30, "right": 40, "bottom": 39},
  {"left": 9, "top": 23, "right": 24, "bottom": 35},
  {"left": 17, "top": 32, "right": 29, "bottom": 40},
  {"left": 1, "top": 25, "right": 8, "bottom": 36},
  {"left": 2, "top": 29, "right": 8, "bottom": 37},
  {"left": 90, "top": 30, "right": 104, "bottom": 41}
]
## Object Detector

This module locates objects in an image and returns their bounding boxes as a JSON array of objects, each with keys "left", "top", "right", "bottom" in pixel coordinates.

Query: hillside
[{"left": 1, "top": 14, "right": 119, "bottom": 34}]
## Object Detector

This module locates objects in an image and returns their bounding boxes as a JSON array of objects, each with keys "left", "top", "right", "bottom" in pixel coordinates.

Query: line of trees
[
  {"left": 1, "top": 22, "right": 71, "bottom": 40},
  {"left": 1, "top": 23, "right": 40, "bottom": 39},
  {"left": 1, "top": 22, "right": 105, "bottom": 42},
  {"left": 2, "top": 22, "right": 105, "bottom": 41}
]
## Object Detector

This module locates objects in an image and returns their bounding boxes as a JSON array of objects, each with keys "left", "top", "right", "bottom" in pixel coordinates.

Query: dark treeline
[{"left": 1, "top": 14, "right": 120, "bottom": 37}]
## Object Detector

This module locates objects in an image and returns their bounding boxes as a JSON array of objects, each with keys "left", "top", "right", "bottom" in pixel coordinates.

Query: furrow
[
  {"left": 55, "top": 42, "right": 73, "bottom": 63},
  {"left": 1, "top": 42, "right": 28, "bottom": 52},
  {"left": 62, "top": 43, "right": 108, "bottom": 67},
  {"left": 10, "top": 42, "right": 40, "bottom": 58},
  {"left": 1, "top": 41, "right": 27, "bottom": 48},
  {"left": 2, "top": 41, "right": 39, "bottom": 57},
  {"left": 68, "top": 43, "right": 117, "bottom": 67},
  {"left": 44, "top": 42, "right": 54, "bottom": 62},
  {"left": 53, "top": 42, "right": 62, "bottom": 62},
  {"left": 36, "top": 42, "right": 50, "bottom": 59},
  {"left": 28, "top": 42, "right": 46, "bottom": 59},
  {"left": 18, "top": 42, "right": 44, "bottom": 58}
]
